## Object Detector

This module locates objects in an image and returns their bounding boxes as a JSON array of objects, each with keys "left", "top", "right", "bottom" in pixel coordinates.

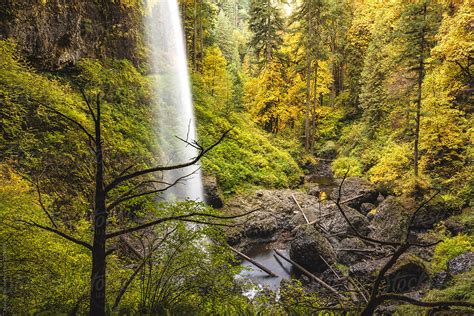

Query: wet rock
[
  {"left": 385, "top": 262, "right": 428, "bottom": 293},
  {"left": 336, "top": 238, "right": 368, "bottom": 265},
  {"left": 289, "top": 225, "right": 336, "bottom": 273},
  {"left": 244, "top": 211, "right": 279, "bottom": 238},
  {"left": 444, "top": 219, "right": 469, "bottom": 236},
  {"left": 368, "top": 196, "right": 413, "bottom": 243},
  {"left": 1, "top": 0, "right": 142, "bottom": 70},
  {"left": 330, "top": 177, "right": 378, "bottom": 210},
  {"left": 360, "top": 202, "right": 376, "bottom": 215},
  {"left": 431, "top": 271, "right": 452, "bottom": 289},
  {"left": 323, "top": 203, "right": 371, "bottom": 237},
  {"left": 410, "top": 202, "right": 446, "bottom": 230},
  {"left": 349, "top": 259, "right": 384, "bottom": 284},
  {"left": 203, "top": 175, "right": 224, "bottom": 208},
  {"left": 447, "top": 252, "right": 474, "bottom": 275}
]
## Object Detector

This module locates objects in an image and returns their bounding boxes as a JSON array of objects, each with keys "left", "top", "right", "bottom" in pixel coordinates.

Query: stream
[{"left": 236, "top": 171, "right": 338, "bottom": 295}]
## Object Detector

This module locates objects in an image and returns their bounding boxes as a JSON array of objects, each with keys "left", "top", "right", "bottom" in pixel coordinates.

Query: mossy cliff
[{"left": 0, "top": 0, "right": 144, "bottom": 70}]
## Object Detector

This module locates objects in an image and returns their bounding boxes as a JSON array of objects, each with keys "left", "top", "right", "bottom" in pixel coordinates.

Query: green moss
[{"left": 431, "top": 235, "right": 474, "bottom": 272}]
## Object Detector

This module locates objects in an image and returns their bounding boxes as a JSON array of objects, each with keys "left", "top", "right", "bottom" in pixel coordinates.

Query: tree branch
[
  {"left": 104, "top": 129, "right": 231, "bottom": 193},
  {"left": 378, "top": 293, "right": 474, "bottom": 309},
  {"left": 34, "top": 99, "right": 96, "bottom": 143},
  {"left": 79, "top": 88, "right": 97, "bottom": 123},
  {"left": 22, "top": 220, "right": 92, "bottom": 250},
  {"left": 106, "top": 172, "right": 196, "bottom": 212},
  {"left": 106, "top": 208, "right": 259, "bottom": 239}
]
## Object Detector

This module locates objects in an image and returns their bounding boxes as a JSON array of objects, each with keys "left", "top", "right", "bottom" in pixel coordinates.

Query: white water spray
[{"left": 145, "top": 0, "right": 204, "bottom": 201}]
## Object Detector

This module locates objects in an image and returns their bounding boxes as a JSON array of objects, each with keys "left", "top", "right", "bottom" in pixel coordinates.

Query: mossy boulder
[{"left": 289, "top": 224, "right": 336, "bottom": 273}]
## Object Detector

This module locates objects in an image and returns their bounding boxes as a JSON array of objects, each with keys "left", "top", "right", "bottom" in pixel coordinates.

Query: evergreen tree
[
  {"left": 396, "top": 0, "right": 441, "bottom": 177},
  {"left": 248, "top": 0, "right": 284, "bottom": 65},
  {"left": 290, "top": 0, "right": 330, "bottom": 152}
]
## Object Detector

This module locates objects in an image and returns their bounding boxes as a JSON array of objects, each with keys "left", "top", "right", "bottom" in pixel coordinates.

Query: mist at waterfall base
[{"left": 145, "top": 0, "right": 204, "bottom": 202}]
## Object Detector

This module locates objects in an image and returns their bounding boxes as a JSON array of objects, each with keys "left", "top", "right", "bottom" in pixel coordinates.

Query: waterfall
[{"left": 145, "top": 0, "right": 204, "bottom": 201}]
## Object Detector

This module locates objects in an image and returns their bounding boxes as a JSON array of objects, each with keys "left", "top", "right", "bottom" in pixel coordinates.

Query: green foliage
[
  {"left": 0, "top": 165, "right": 91, "bottom": 313},
  {"left": 332, "top": 156, "right": 363, "bottom": 178},
  {"left": 431, "top": 235, "right": 474, "bottom": 272},
  {"left": 397, "top": 269, "right": 474, "bottom": 314},
  {"left": 192, "top": 65, "right": 302, "bottom": 194},
  {"left": 248, "top": 0, "right": 284, "bottom": 65}
]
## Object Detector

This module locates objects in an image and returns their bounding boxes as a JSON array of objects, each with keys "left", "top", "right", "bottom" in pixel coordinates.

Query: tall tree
[
  {"left": 397, "top": 0, "right": 441, "bottom": 177},
  {"left": 291, "top": 0, "right": 330, "bottom": 152},
  {"left": 248, "top": 0, "right": 284, "bottom": 65}
]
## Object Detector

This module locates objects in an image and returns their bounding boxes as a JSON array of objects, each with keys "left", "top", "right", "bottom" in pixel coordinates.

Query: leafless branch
[
  {"left": 106, "top": 208, "right": 259, "bottom": 239},
  {"left": 22, "top": 220, "right": 92, "bottom": 250},
  {"left": 79, "top": 88, "right": 97, "bottom": 123},
  {"left": 105, "top": 129, "right": 232, "bottom": 193},
  {"left": 106, "top": 172, "right": 195, "bottom": 212},
  {"left": 34, "top": 99, "right": 95, "bottom": 144},
  {"left": 377, "top": 293, "right": 474, "bottom": 309}
]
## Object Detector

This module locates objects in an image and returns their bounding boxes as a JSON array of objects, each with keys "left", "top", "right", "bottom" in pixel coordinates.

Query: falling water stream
[{"left": 145, "top": 0, "right": 204, "bottom": 201}]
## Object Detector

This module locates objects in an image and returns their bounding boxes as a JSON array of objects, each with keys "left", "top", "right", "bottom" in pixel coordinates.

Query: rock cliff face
[{"left": 0, "top": 0, "right": 144, "bottom": 70}]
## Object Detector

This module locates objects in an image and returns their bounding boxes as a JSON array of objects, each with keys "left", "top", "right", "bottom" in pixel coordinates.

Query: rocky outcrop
[
  {"left": 203, "top": 175, "right": 224, "bottom": 208},
  {"left": 289, "top": 225, "right": 336, "bottom": 273},
  {"left": 385, "top": 262, "right": 428, "bottom": 293},
  {"left": 368, "top": 196, "right": 413, "bottom": 243},
  {"left": 323, "top": 203, "right": 371, "bottom": 236},
  {"left": 330, "top": 177, "right": 378, "bottom": 210},
  {"left": 447, "top": 252, "right": 474, "bottom": 275},
  {"left": 0, "top": 0, "right": 143, "bottom": 70}
]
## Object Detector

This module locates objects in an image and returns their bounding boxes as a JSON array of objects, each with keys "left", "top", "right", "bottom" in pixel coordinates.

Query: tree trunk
[
  {"left": 311, "top": 61, "right": 319, "bottom": 154},
  {"left": 304, "top": 18, "right": 313, "bottom": 151},
  {"left": 192, "top": 0, "right": 198, "bottom": 71},
  {"left": 414, "top": 3, "right": 426, "bottom": 178},
  {"left": 89, "top": 99, "right": 107, "bottom": 316}
]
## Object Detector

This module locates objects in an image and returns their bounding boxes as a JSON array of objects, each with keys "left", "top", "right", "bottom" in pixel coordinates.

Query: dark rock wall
[{"left": 0, "top": 0, "right": 144, "bottom": 70}]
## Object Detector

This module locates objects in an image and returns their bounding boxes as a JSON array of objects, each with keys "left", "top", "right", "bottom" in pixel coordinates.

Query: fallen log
[
  {"left": 229, "top": 246, "right": 277, "bottom": 277},
  {"left": 291, "top": 193, "right": 310, "bottom": 224},
  {"left": 335, "top": 248, "right": 379, "bottom": 253},
  {"left": 273, "top": 254, "right": 291, "bottom": 275},
  {"left": 273, "top": 249, "right": 343, "bottom": 298}
]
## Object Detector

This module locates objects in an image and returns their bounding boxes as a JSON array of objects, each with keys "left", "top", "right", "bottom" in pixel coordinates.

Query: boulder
[
  {"left": 243, "top": 211, "right": 279, "bottom": 238},
  {"left": 431, "top": 271, "right": 452, "bottom": 289},
  {"left": 202, "top": 175, "right": 223, "bottom": 208},
  {"left": 368, "top": 196, "right": 413, "bottom": 243},
  {"left": 349, "top": 259, "right": 384, "bottom": 284},
  {"left": 289, "top": 225, "right": 336, "bottom": 273},
  {"left": 385, "top": 262, "right": 428, "bottom": 293},
  {"left": 323, "top": 203, "right": 371, "bottom": 237},
  {"left": 444, "top": 219, "right": 470, "bottom": 236},
  {"left": 330, "top": 177, "right": 378, "bottom": 210},
  {"left": 336, "top": 238, "right": 368, "bottom": 265},
  {"left": 447, "top": 252, "right": 474, "bottom": 275},
  {"left": 410, "top": 202, "right": 446, "bottom": 230}
]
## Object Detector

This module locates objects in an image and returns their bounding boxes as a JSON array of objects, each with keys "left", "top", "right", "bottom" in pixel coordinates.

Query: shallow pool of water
[{"left": 238, "top": 244, "right": 294, "bottom": 293}]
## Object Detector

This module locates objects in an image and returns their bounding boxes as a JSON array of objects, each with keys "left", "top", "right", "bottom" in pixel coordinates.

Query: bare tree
[
  {"left": 333, "top": 170, "right": 474, "bottom": 315},
  {"left": 26, "top": 92, "right": 253, "bottom": 316}
]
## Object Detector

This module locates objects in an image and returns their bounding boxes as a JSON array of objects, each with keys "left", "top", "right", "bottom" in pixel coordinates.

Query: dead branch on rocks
[{"left": 333, "top": 169, "right": 474, "bottom": 315}]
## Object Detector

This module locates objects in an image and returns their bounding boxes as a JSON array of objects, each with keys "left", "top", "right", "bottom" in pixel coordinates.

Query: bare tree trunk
[{"left": 90, "top": 99, "right": 107, "bottom": 316}]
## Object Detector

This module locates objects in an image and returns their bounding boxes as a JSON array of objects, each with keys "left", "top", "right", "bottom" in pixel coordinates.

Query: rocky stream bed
[{"left": 203, "top": 163, "right": 474, "bottom": 310}]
